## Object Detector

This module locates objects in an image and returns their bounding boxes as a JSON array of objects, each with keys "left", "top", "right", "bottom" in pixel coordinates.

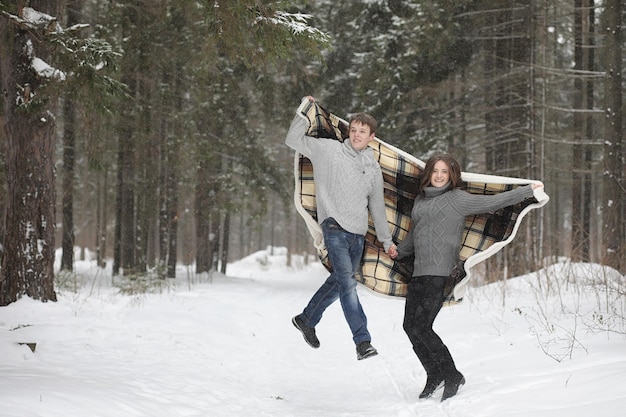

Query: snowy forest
[{"left": 0, "top": 0, "right": 624, "bottom": 305}]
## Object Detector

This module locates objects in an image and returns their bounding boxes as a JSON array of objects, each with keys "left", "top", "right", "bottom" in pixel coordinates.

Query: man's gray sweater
[
  {"left": 397, "top": 183, "right": 534, "bottom": 278},
  {"left": 285, "top": 114, "right": 394, "bottom": 251}
]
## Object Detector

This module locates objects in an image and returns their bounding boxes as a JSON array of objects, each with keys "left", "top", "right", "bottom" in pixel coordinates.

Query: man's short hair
[{"left": 349, "top": 113, "right": 377, "bottom": 135}]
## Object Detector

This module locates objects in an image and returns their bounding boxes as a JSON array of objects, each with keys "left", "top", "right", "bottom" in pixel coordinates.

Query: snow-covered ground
[{"left": 1, "top": 248, "right": 625, "bottom": 417}]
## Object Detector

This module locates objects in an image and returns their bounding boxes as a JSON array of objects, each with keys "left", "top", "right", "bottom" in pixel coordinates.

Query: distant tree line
[{"left": 0, "top": 0, "right": 623, "bottom": 305}]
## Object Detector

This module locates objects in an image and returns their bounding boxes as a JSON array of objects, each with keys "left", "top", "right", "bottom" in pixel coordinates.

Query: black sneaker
[
  {"left": 356, "top": 341, "right": 378, "bottom": 360},
  {"left": 441, "top": 372, "right": 465, "bottom": 402},
  {"left": 292, "top": 315, "right": 320, "bottom": 348}
]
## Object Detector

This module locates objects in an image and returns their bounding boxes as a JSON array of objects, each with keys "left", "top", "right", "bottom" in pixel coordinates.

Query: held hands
[
  {"left": 387, "top": 244, "right": 398, "bottom": 259},
  {"left": 531, "top": 182, "right": 544, "bottom": 189}
]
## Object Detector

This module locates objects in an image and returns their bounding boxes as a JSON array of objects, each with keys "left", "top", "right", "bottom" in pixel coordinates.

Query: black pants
[{"left": 403, "top": 276, "right": 458, "bottom": 379}]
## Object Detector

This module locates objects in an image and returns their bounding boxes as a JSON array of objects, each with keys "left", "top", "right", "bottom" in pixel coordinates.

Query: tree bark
[
  {"left": 165, "top": 143, "right": 180, "bottom": 278},
  {"left": 220, "top": 211, "right": 230, "bottom": 274},
  {"left": 59, "top": 0, "right": 84, "bottom": 272},
  {"left": 194, "top": 131, "right": 221, "bottom": 274},
  {"left": 482, "top": 0, "right": 534, "bottom": 280},
  {"left": 602, "top": 0, "right": 624, "bottom": 272},
  {"left": 113, "top": 92, "right": 137, "bottom": 276},
  {"left": 60, "top": 95, "right": 76, "bottom": 272},
  {"left": 0, "top": 1, "right": 61, "bottom": 304},
  {"left": 571, "top": 0, "right": 595, "bottom": 263},
  {"left": 194, "top": 155, "right": 212, "bottom": 274}
]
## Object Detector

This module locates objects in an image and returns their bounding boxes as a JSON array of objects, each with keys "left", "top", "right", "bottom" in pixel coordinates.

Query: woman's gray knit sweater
[
  {"left": 285, "top": 114, "right": 394, "bottom": 251},
  {"left": 396, "top": 183, "right": 534, "bottom": 278}
]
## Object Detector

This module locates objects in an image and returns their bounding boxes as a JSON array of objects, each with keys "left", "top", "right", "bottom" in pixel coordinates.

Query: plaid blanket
[{"left": 291, "top": 98, "right": 549, "bottom": 303}]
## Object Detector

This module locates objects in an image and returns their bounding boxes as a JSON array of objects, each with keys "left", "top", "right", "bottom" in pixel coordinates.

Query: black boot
[
  {"left": 441, "top": 371, "right": 465, "bottom": 402},
  {"left": 419, "top": 374, "right": 445, "bottom": 399}
]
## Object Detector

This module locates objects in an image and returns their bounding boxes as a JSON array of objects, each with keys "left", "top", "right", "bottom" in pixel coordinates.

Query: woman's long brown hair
[{"left": 419, "top": 154, "right": 463, "bottom": 195}]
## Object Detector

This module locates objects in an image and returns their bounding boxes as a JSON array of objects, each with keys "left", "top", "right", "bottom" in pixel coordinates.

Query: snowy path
[{"left": 1, "top": 252, "right": 625, "bottom": 417}]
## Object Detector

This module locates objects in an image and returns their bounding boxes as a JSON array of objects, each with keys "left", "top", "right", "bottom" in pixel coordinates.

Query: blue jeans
[{"left": 302, "top": 218, "right": 370, "bottom": 345}]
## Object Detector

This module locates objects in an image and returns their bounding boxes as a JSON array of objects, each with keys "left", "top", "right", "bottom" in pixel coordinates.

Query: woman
[{"left": 391, "top": 154, "right": 544, "bottom": 402}]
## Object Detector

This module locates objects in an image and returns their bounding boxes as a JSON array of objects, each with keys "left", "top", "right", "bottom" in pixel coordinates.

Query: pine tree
[{"left": 0, "top": 1, "right": 121, "bottom": 304}]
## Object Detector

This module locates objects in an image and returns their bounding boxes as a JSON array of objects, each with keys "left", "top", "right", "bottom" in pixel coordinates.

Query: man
[{"left": 286, "top": 96, "right": 398, "bottom": 360}]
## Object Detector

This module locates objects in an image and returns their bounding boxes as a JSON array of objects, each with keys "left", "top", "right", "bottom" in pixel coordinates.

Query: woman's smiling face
[{"left": 430, "top": 160, "right": 450, "bottom": 188}]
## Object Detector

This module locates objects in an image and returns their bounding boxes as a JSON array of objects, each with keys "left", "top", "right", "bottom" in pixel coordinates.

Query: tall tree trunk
[
  {"left": 195, "top": 132, "right": 222, "bottom": 274},
  {"left": 61, "top": 96, "right": 76, "bottom": 271},
  {"left": 59, "top": 0, "right": 83, "bottom": 272},
  {"left": 112, "top": 140, "right": 123, "bottom": 275},
  {"left": 194, "top": 155, "right": 213, "bottom": 274},
  {"left": 157, "top": 73, "right": 182, "bottom": 279},
  {"left": 483, "top": 1, "right": 532, "bottom": 178},
  {"left": 571, "top": 0, "right": 595, "bottom": 262},
  {"left": 165, "top": 141, "right": 180, "bottom": 278},
  {"left": 450, "top": 68, "right": 469, "bottom": 169},
  {"left": 166, "top": 76, "right": 183, "bottom": 279},
  {"left": 220, "top": 211, "right": 230, "bottom": 274},
  {"left": 602, "top": 0, "right": 624, "bottom": 272},
  {"left": 159, "top": 117, "right": 168, "bottom": 274},
  {"left": 96, "top": 169, "right": 108, "bottom": 268},
  {"left": 113, "top": 1, "right": 143, "bottom": 276},
  {"left": 209, "top": 209, "right": 221, "bottom": 271},
  {"left": 135, "top": 91, "right": 158, "bottom": 276},
  {"left": 0, "top": 1, "right": 61, "bottom": 304},
  {"left": 113, "top": 95, "right": 137, "bottom": 276},
  {"left": 483, "top": 0, "right": 534, "bottom": 280}
]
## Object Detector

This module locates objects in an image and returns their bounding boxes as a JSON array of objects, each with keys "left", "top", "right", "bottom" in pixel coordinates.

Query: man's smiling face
[{"left": 348, "top": 121, "right": 374, "bottom": 151}]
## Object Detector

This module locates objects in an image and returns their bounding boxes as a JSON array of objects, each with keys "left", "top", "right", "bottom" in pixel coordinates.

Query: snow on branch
[
  {"left": 1, "top": 6, "right": 62, "bottom": 33},
  {"left": 3, "top": 6, "right": 117, "bottom": 84},
  {"left": 1, "top": 7, "right": 67, "bottom": 82},
  {"left": 21, "top": 7, "right": 61, "bottom": 32},
  {"left": 32, "top": 56, "right": 66, "bottom": 82},
  {"left": 259, "top": 11, "right": 330, "bottom": 43}
]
